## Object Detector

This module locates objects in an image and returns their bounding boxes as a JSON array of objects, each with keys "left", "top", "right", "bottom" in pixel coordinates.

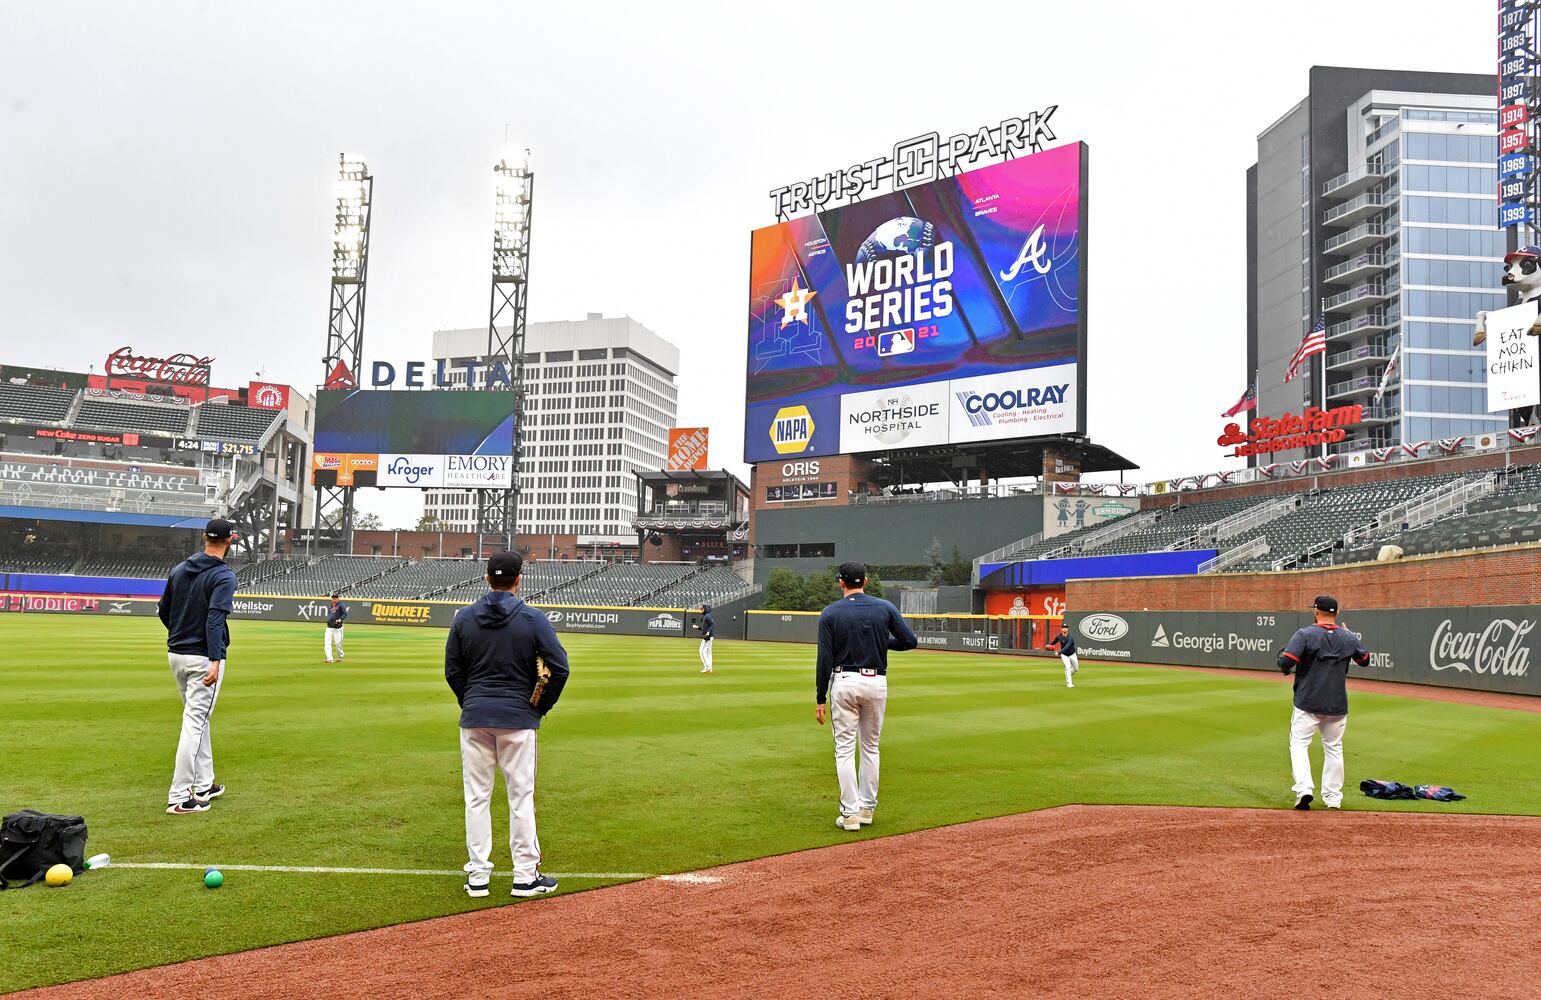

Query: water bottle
[{"left": 84, "top": 853, "right": 110, "bottom": 870}]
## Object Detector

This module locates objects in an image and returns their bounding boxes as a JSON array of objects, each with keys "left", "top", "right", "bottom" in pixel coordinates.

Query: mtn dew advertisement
[{"left": 745, "top": 142, "right": 1088, "bottom": 462}]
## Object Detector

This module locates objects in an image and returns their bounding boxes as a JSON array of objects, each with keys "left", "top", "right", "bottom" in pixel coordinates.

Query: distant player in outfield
[
  {"left": 815, "top": 561, "right": 917, "bottom": 832},
  {"left": 446, "top": 551, "right": 570, "bottom": 898},
  {"left": 1277, "top": 595, "right": 1371, "bottom": 810},
  {"left": 156, "top": 518, "right": 237, "bottom": 815},
  {"left": 1046, "top": 622, "right": 1079, "bottom": 688},
  {"left": 694, "top": 603, "right": 714, "bottom": 673},
  {"left": 324, "top": 591, "right": 348, "bottom": 663}
]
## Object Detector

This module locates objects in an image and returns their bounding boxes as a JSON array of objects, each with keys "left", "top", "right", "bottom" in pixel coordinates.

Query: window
[
  {"left": 1403, "top": 132, "right": 1499, "bottom": 163},
  {"left": 1404, "top": 258, "right": 1499, "bottom": 288},
  {"left": 1403, "top": 196, "right": 1495, "bottom": 227},
  {"left": 1402, "top": 227, "right": 1506, "bottom": 257},
  {"left": 799, "top": 542, "right": 835, "bottom": 558},
  {"left": 1403, "top": 164, "right": 1497, "bottom": 195},
  {"left": 1403, "top": 289, "right": 1506, "bottom": 318}
]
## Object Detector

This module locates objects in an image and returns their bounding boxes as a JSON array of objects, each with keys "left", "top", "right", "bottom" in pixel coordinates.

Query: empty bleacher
[
  {"left": 1333, "top": 465, "right": 1541, "bottom": 564},
  {"left": 1091, "top": 495, "right": 1276, "bottom": 556},
  {"left": 545, "top": 562, "right": 695, "bottom": 606},
  {"left": 195, "top": 404, "right": 281, "bottom": 443},
  {"left": 362, "top": 559, "right": 483, "bottom": 600},
  {"left": 0, "top": 544, "right": 78, "bottom": 574},
  {"left": 0, "top": 383, "right": 75, "bottom": 423},
  {"left": 649, "top": 566, "right": 753, "bottom": 607},
  {"left": 434, "top": 560, "right": 603, "bottom": 604},
  {"left": 75, "top": 398, "right": 190, "bottom": 436},
  {"left": 77, "top": 551, "right": 184, "bottom": 579},
  {"left": 246, "top": 556, "right": 407, "bottom": 596}
]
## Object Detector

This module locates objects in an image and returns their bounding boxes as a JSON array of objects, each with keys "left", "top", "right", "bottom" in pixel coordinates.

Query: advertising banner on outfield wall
[{"left": 1066, "top": 608, "right": 1540, "bottom": 697}]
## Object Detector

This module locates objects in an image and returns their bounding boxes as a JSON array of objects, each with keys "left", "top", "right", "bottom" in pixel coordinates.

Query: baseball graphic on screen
[{"left": 856, "top": 216, "right": 937, "bottom": 262}]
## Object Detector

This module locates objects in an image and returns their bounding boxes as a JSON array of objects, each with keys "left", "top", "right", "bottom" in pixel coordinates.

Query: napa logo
[{"left": 769, "top": 405, "right": 815, "bottom": 455}]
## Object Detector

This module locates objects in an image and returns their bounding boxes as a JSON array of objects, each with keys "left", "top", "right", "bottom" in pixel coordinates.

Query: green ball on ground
[{"left": 204, "top": 869, "right": 224, "bottom": 889}]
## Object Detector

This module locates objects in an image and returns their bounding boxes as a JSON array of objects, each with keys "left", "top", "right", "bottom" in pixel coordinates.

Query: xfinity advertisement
[{"left": 745, "top": 142, "right": 1087, "bottom": 462}]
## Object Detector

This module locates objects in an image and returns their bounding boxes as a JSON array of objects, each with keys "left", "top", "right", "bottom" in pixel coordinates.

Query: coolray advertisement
[
  {"left": 745, "top": 142, "right": 1086, "bottom": 462},
  {"left": 314, "top": 390, "right": 515, "bottom": 456}
]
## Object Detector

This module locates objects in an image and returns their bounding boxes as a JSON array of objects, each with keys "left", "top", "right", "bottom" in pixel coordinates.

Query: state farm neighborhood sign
[{"left": 1218, "top": 405, "right": 1363, "bottom": 457}]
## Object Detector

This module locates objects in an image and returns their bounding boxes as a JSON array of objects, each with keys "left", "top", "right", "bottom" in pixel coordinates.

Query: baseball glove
[{"left": 530, "top": 654, "right": 551, "bottom": 707}]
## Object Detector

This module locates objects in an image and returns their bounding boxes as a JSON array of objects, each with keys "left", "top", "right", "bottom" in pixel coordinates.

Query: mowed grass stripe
[{"left": 3, "top": 616, "right": 1540, "bottom": 992}]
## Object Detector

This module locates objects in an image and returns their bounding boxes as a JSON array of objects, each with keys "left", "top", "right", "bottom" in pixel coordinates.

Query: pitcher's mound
[{"left": 22, "top": 805, "right": 1541, "bottom": 1000}]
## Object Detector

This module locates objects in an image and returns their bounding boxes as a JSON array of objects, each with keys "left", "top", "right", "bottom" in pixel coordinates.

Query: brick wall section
[
  {"left": 1067, "top": 546, "right": 1541, "bottom": 612},
  {"left": 1143, "top": 443, "right": 1541, "bottom": 510}
]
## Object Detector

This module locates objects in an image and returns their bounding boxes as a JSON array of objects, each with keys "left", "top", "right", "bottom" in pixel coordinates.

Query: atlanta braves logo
[{"left": 998, "top": 225, "right": 1052, "bottom": 282}]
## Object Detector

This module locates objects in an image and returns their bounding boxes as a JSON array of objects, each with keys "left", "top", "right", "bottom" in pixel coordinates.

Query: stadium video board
[
  {"left": 744, "top": 142, "right": 1086, "bottom": 463},
  {"left": 313, "top": 390, "right": 516, "bottom": 489}
]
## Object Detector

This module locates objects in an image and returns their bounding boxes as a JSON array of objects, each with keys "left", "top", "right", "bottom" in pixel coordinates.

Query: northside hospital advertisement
[{"left": 744, "top": 142, "right": 1087, "bottom": 463}]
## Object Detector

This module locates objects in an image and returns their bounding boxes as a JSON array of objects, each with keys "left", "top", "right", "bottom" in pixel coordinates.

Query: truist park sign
[
  {"left": 769, "top": 108, "right": 1060, "bottom": 219},
  {"left": 1217, "top": 405, "right": 1363, "bottom": 458},
  {"left": 105, "top": 347, "right": 214, "bottom": 386}
]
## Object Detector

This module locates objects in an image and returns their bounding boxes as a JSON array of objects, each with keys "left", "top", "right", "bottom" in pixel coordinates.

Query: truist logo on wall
[
  {"left": 105, "top": 347, "right": 214, "bottom": 385},
  {"left": 1429, "top": 618, "right": 1535, "bottom": 676}
]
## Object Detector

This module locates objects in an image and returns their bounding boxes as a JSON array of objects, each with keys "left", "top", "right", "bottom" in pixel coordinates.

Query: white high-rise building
[{"left": 425, "top": 314, "right": 679, "bottom": 550}]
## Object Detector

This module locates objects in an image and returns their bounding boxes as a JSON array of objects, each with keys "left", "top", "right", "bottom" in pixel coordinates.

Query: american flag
[
  {"left": 1283, "top": 316, "right": 1326, "bottom": 383},
  {"left": 1222, "top": 380, "right": 1257, "bottom": 418}
]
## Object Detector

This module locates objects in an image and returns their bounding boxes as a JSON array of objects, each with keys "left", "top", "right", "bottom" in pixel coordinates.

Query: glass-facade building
[{"left": 1249, "top": 68, "right": 1504, "bottom": 463}]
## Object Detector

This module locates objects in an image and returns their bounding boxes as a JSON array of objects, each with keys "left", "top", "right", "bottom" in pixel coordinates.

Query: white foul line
[{"left": 108, "top": 862, "right": 651, "bottom": 879}]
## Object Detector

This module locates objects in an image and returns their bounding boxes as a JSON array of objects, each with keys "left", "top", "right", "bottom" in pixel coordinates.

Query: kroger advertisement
[{"left": 745, "top": 142, "right": 1086, "bottom": 462}]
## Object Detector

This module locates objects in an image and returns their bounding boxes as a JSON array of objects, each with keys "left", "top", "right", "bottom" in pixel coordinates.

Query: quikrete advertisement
[{"left": 1217, "top": 404, "right": 1363, "bottom": 458}]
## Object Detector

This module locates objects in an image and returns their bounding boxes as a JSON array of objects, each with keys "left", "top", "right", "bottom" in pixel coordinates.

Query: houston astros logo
[{"left": 776, "top": 277, "right": 816, "bottom": 328}]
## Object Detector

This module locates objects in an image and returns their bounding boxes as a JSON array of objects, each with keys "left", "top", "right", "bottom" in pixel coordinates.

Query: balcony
[
  {"left": 1323, "top": 186, "right": 1399, "bottom": 228},
  {"left": 1324, "top": 252, "right": 1398, "bottom": 286},
  {"left": 634, "top": 500, "right": 745, "bottom": 530},
  {"left": 1322, "top": 161, "right": 1398, "bottom": 200},
  {"left": 1326, "top": 344, "right": 1394, "bottom": 370},
  {"left": 1324, "top": 222, "right": 1388, "bottom": 255},
  {"left": 1367, "top": 118, "right": 1400, "bottom": 147},
  {"left": 1327, "top": 310, "right": 1398, "bottom": 338},
  {"left": 1359, "top": 403, "right": 1398, "bottom": 423},
  {"left": 1323, "top": 279, "right": 1399, "bottom": 313},
  {"left": 1326, "top": 376, "right": 1380, "bottom": 400}
]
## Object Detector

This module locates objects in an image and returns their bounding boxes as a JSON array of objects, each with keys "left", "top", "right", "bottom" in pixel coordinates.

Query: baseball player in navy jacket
[
  {"left": 157, "top": 518, "right": 238, "bottom": 814},
  {"left": 1278, "top": 595, "right": 1371, "bottom": 810},
  {"left": 445, "top": 551, "right": 569, "bottom": 898}
]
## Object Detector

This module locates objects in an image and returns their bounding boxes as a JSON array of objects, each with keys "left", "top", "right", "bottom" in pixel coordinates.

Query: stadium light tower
[
  {"left": 476, "top": 153, "right": 534, "bottom": 554},
  {"left": 315, "top": 154, "right": 373, "bottom": 553}
]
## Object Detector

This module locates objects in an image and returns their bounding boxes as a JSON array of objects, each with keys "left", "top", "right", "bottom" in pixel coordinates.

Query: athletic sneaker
[
  {"left": 854, "top": 808, "right": 874, "bottom": 826},
  {"left": 511, "top": 874, "right": 558, "bottom": 897},
  {"left": 1294, "top": 793, "right": 1314, "bottom": 811},
  {"left": 1066, "top": 682, "right": 1075, "bottom": 688},
  {"left": 463, "top": 879, "right": 489, "bottom": 898},
  {"left": 194, "top": 784, "right": 224, "bottom": 802},
  {"left": 1325, "top": 802, "right": 1342, "bottom": 810},
  {"left": 836, "top": 814, "right": 860, "bottom": 832},
  {"left": 166, "top": 799, "right": 210, "bottom": 815},
  {"left": 699, "top": 667, "right": 712, "bottom": 674}
]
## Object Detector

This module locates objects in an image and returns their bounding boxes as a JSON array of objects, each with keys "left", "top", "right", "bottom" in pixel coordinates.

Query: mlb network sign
[{"left": 375, "top": 454, "right": 514, "bottom": 489}]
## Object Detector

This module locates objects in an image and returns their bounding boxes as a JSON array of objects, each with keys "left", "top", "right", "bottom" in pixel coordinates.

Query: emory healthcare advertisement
[{"left": 745, "top": 142, "right": 1086, "bottom": 462}]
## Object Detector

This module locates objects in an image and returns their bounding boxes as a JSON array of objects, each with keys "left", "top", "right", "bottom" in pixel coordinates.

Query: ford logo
[{"left": 1079, "top": 613, "right": 1129, "bottom": 641}]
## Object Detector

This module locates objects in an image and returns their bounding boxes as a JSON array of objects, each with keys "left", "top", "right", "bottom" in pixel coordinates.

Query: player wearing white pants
[
  {"left": 815, "top": 562, "right": 917, "bottom": 832},
  {"left": 167, "top": 653, "right": 226, "bottom": 807},
  {"left": 446, "top": 552, "right": 570, "bottom": 898},
  {"left": 1278, "top": 595, "right": 1370, "bottom": 810},
  {"left": 830, "top": 670, "right": 887, "bottom": 818},
  {"left": 694, "top": 603, "right": 715, "bottom": 674},
  {"left": 460, "top": 727, "right": 541, "bottom": 885},
  {"left": 324, "top": 593, "right": 348, "bottom": 663},
  {"left": 1047, "top": 624, "right": 1079, "bottom": 688}
]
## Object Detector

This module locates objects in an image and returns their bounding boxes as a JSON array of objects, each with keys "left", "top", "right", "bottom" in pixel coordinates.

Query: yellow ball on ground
[{"left": 44, "top": 864, "right": 74, "bottom": 887}]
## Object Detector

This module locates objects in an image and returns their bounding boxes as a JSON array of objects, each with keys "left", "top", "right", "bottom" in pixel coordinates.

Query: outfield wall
[{"left": 745, "top": 610, "right": 1059, "bottom": 655}]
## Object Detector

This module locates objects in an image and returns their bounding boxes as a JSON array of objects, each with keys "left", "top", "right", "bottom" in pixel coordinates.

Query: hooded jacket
[
  {"left": 157, "top": 552, "right": 238, "bottom": 661},
  {"left": 445, "top": 591, "right": 570, "bottom": 730}
]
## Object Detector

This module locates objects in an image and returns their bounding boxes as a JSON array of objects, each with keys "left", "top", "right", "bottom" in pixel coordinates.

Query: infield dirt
[{"left": 17, "top": 805, "right": 1541, "bottom": 1000}]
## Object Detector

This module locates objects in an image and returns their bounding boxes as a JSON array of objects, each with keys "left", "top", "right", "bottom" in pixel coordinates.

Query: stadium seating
[
  {"left": 360, "top": 559, "right": 483, "bottom": 600},
  {"left": 648, "top": 565, "right": 754, "bottom": 607},
  {"left": 544, "top": 562, "right": 696, "bottom": 606},
  {"left": 0, "top": 544, "right": 78, "bottom": 574},
  {"left": 244, "top": 556, "right": 408, "bottom": 596},
  {"left": 233, "top": 554, "right": 308, "bottom": 588},
  {"left": 1332, "top": 465, "right": 1541, "bottom": 564},
  {"left": 77, "top": 551, "right": 185, "bottom": 579},
  {"left": 195, "top": 404, "right": 281, "bottom": 443},
  {"left": 1090, "top": 495, "right": 1279, "bottom": 556},
  {"left": 434, "top": 560, "right": 605, "bottom": 604},
  {"left": 0, "top": 383, "right": 75, "bottom": 423},
  {"left": 75, "top": 398, "right": 190, "bottom": 436}
]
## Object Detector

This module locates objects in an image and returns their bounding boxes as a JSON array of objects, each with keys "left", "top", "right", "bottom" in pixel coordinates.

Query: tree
[
  {"left": 803, "top": 568, "right": 841, "bottom": 611},
  {"left": 942, "top": 545, "right": 971, "bottom": 587},
  {"left": 415, "top": 513, "right": 445, "bottom": 533},
  {"left": 924, "top": 538, "right": 945, "bottom": 587},
  {"left": 763, "top": 568, "right": 806, "bottom": 611},
  {"left": 864, "top": 571, "right": 886, "bottom": 600},
  {"left": 354, "top": 512, "right": 383, "bottom": 531}
]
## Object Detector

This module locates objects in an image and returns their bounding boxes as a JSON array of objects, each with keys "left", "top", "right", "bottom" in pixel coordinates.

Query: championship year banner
[{"left": 1485, "top": 300, "right": 1541, "bottom": 412}]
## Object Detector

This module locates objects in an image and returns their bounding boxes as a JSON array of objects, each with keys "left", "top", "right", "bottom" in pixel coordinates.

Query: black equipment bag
[{"left": 0, "top": 810, "right": 88, "bottom": 889}]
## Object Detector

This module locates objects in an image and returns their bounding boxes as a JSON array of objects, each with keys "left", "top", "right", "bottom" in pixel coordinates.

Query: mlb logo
[{"left": 877, "top": 329, "right": 915, "bottom": 357}]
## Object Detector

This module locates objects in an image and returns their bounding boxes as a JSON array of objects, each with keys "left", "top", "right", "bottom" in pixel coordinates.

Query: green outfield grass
[{"left": 3, "top": 615, "right": 1540, "bottom": 992}]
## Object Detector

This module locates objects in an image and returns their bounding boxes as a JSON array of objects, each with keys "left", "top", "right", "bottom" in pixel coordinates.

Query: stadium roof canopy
[
  {"left": 0, "top": 505, "right": 207, "bottom": 530},
  {"left": 864, "top": 436, "right": 1138, "bottom": 487}
]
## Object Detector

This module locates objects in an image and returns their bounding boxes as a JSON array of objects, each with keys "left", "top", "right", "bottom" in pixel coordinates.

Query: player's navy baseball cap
[
  {"left": 330, "top": 592, "right": 340, "bottom": 599},
  {"left": 204, "top": 518, "right": 236, "bottom": 541},
  {"left": 837, "top": 561, "right": 866, "bottom": 586},
  {"left": 1312, "top": 595, "right": 1339, "bottom": 614},
  {"left": 487, "top": 551, "right": 523, "bottom": 580}
]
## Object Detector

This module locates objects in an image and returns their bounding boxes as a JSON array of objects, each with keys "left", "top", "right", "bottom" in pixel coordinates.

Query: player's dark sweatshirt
[
  {"left": 326, "top": 602, "right": 348, "bottom": 628},
  {"left": 157, "top": 552, "right": 237, "bottom": 661},
  {"left": 815, "top": 592, "right": 917, "bottom": 704},
  {"left": 445, "top": 591, "right": 570, "bottom": 730},
  {"left": 697, "top": 608, "right": 715, "bottom": 640},
  {"left": 1048, "top": 630, "right": 1077, "bottom": 657},
  {"left": 1278, "top": 623, "right": 1370, "bottom": 716}
]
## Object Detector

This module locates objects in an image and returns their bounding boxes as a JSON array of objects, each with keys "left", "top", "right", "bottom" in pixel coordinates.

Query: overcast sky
[{"left": 0, "top": 1, "right": 1492, "bottom": 527}]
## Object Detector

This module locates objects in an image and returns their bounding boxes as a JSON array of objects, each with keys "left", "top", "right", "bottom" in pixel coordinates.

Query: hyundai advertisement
[{"left": 745, "top": 142, "right": 1086, "bottom": 462}]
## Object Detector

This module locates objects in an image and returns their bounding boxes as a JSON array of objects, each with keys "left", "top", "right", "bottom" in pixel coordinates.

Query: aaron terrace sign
[{"left": 1218, "top": 405, "right": 1364, "bottom": 458}]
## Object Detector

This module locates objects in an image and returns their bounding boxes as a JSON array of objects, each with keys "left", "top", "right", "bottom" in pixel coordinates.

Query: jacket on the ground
[
  {"left": 445, "top": 591, "right": 570, "bottom": 730},
  {"left": 157, "top": 552, "right": 237, "bottom": 661}
]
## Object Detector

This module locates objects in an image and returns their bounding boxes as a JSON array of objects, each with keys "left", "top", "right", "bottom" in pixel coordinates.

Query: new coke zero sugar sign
[{"left": 105, "top": 347, "right": 214, "bottom": 385}]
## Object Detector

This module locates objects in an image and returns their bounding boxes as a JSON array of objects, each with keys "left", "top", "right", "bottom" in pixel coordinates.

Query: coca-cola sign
[
  {"left": 1429, "top": 618, "right": 1535, "bottom": 676},
  {"left": 105, "top": 347, "right": 214, "bottom": 386}
]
